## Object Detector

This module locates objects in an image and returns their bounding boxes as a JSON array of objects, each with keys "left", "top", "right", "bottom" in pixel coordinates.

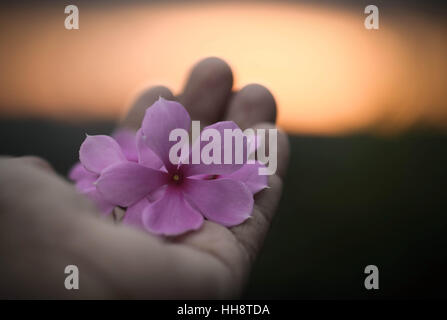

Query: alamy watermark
[
  {"left": 364, "top": 265, "right": 379, "bottom": 290},
  {"left": 64, "top": 265, "right": 79, "bottom": 290},
  {"left": 64, "top": 5, "right": 79, "bottom": 30},
  {"left": 364, "top": 5, "right": 379, "bottom": 30},
  {"left": 168, "top": 121, "right": 278, "bottom": 175},
  {"left": 65, "top": 4, "right": 379, "bottom": 31}
]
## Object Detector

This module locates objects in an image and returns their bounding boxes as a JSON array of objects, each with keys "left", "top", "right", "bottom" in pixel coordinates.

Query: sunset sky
[{"left": 0, "top": 1, "right": 446, "bottom": 135}]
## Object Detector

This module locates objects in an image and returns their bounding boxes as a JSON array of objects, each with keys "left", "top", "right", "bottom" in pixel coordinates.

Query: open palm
[{"left": 0, "top": 57, "right": 289, "bottom": 299}]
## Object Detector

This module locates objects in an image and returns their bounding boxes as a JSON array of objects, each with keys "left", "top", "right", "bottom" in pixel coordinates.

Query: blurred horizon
[{"left": 1, "top": 0, "right": 446, "bottom": 135}]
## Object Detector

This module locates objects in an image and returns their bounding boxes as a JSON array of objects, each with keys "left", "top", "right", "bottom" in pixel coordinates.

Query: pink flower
[
  {"left": 213, "top": 162, "right": 268, "bottom": 194},
  {"left": 205, "top": 134, "right": 268, "bottom": 194},
  {"left": 91, "top": 98, "right": 267, "bottom": 235},
  {"left": 69, "top": 129, "right": 161, "bottom": 214}
]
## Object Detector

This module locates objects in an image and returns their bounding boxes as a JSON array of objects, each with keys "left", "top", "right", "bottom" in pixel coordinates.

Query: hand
[{"left": 0, "top": 57, "right": 289, "bottom": 299}]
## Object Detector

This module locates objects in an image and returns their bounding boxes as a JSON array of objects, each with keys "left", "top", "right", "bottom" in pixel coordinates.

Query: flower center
[{"left": 171, "top": 172, "right": 183, "bottom": 185}]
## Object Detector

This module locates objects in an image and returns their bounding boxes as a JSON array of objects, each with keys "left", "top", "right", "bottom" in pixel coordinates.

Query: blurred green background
[{"left": 247, "top": 129, "right": 447, "bottom": 299}]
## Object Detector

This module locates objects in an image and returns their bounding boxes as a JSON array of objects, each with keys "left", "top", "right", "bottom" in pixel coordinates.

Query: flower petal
[
  {"left": 69, "top": 162, "right": 99, "bottom": 192},
  {"left": 96, "top": 162, "right": 169, "bottom": 207},
  {"left": 183, "top": 178, "right": 253, "bottom": 227},
  {"left": 222, "top": 162, "right": 268, "bottom": 194},
  {"left": 113, "top": 129, "right": 138, "bottom": 162},
  {"left": 136, "top": 129, "right": 164, "bottom": 169},
  {"left": 146, "top": 184, "right": 168, "bottom": 203},
  {"left": 79, "top": 135, "right": 126, "bottom": 174},
  {"left": 69, "top": 162, "right": 92, "bottom": 181},
  {"left": 70, "top": 163, "right": 114, "bottom": 214},
  {"left": 141, "top": 97, "right": 191, "bottom": 172},
  {"left": 83, "top": 188, "right": 115, "bottom": 215},
  {"left": 183, "top": 121, "right": 248, "bottom": 177},
  {"left": 123, "top": 197, "right": 151, "bottom": 228},
  {"left": 75, "top": 175, "right": 97, "bottom": 193},
  {"left": 142, "top": 187, "right": 203, "bottom": 236}
]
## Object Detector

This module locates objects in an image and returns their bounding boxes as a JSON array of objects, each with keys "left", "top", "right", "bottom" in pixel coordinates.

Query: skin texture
[{"left": 0, "top": 57, "right": 289, "bottom": 299}]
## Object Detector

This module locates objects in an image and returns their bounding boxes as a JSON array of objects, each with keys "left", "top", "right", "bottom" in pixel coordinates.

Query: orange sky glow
[{"left": 0, "top": 2, "right": 446, "bottom": 135}]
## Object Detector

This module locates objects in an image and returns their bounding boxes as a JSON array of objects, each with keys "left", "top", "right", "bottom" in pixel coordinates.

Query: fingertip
[
  {"left": 226, "top": 83, "right": 277, "bottom": 129},
  {"left": 179, "top": 57, "right": 234, "bottom": 124},
  {"left": 238, "top": 84, "right": 276, "bottom": 111},
  {"left": 121, "top": 85, "right": 175, "bottom": 130},
  {"left": 188, "top": 57, "right": 233, "bottom": 89}
]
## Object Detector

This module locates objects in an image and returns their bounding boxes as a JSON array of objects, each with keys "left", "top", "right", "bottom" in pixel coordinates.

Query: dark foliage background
[{"left": 1, "top": 119, "right": 445, "bottom": 298}]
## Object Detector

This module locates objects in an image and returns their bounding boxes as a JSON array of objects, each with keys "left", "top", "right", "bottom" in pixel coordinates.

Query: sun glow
[{"left": 0, "top": 2, "right": 446, "bottom": 134}]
